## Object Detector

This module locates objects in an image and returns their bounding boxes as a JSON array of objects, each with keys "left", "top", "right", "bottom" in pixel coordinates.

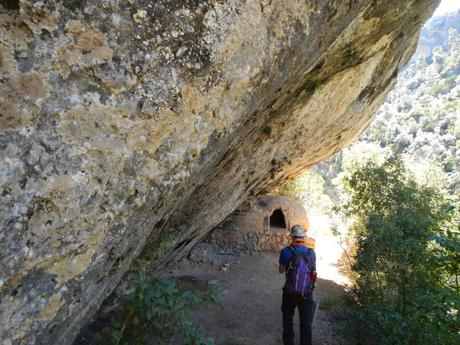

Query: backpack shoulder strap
[
  {"left": 300, "top": 249, "right": 313, "bottom": 272},
  {"left": 286, "top": 246, "right": 297, "bottom": 270},
  {"left": 288, "top": 245, "right": 301, "bottom": 259}
]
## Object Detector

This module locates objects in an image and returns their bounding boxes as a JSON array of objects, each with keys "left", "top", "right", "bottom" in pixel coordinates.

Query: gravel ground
[{"left": 166, "top": 252, "right": 350, "bottom": 345}]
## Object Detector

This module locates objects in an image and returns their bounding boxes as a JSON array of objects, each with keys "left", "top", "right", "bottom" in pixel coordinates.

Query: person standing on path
[{"left": 278, "top": 225, "right": 317, "bottom": 345}]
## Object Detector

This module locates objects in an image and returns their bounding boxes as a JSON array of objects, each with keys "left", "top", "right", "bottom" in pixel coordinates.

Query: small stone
[
  {"left": 51, "top": 240, "right": 62, "bottom": 248},
  {"left": 176, "top": 46, "right": 188, "bottom": 58},
  {"left": 133, "top": 9, "right": 148, "bottom": 23}
]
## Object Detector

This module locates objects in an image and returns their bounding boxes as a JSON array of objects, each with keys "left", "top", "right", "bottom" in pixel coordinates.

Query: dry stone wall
[
  {"left": 0, "top": 1, "right": 439, "bottom": 344},
  {"left": 204, "top": 195, "right": 311, "bottom": 253}
]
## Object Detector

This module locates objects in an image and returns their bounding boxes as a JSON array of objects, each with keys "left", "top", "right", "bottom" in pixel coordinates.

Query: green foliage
[
  {"left": 356, "top": 24, "right": 460, "bottom": 196},
  {"left": 130, "top": 234, "right": 174, "bottom": 280},
  {"left": 340, "top": 142, "right": 389, "bottom": 177},
  {"left": 314, "top": 17, "right": 460, "bottom": 344},
  {"left": 271, "top": 175, "right": 305, "bottom": 201},
  {"left": 94, "top": 278, "right": 220, "bottom": 345},
  {"left": 93, "top": 237, "right": 220, "bottom": 345},
  {"left": 271, "top": 170, "right": 333, "bottom": 213},
  {"left": 427, "top": 75, "right": 456, "bottom": 96},
  {"left": 404, "top": 158, "right": 450, "bottom": 192},
  {"left": 341, "top": 158, "right": 460, "bottom": 345}
]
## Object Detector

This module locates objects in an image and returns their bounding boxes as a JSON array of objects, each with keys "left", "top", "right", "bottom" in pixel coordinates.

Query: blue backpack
[{"left": 284, "top": 246, "right": 313, "bottom": 296}]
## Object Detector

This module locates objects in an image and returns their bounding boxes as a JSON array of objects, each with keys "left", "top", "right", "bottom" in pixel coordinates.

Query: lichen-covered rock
[{"left": 0, "top": 1, "right": 439, "bottom": 344}]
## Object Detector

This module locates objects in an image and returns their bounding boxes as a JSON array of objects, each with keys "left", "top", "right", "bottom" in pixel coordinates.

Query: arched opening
[
  {"left": 0, "top": 0, "right": 20, "bottom": 11},
  {"left": 269, "top": 208, "right": 286, "bottom": 231}
]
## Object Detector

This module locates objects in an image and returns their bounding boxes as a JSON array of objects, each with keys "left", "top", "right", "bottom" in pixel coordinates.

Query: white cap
[{"left": 290, "top": 224, "right": 306, "bottom": 237}]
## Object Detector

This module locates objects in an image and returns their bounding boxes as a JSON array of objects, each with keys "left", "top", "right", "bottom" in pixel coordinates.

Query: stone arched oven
[{"left": 204, "top": 195, "right": 311, "bottom": 253}]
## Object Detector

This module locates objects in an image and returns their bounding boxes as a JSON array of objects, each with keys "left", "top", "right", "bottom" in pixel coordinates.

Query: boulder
[{"left": 0, "top": 0, "right": 439, "bottom": 344}]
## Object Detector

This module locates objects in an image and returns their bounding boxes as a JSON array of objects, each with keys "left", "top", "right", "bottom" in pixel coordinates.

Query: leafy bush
[
  {"left": 94, "top": 278, "right": 219, "bottom": 345},
  {"left": 341, "top": 158, "right": 460, "bottom": 345},
  {"left": 93, "top": 237, "right": 220, "bottom": 345}
]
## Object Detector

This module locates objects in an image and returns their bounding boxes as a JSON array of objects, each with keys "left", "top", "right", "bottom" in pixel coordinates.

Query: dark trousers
[{"left": 281, "top": 290, "right": 314, "bottom": 345}]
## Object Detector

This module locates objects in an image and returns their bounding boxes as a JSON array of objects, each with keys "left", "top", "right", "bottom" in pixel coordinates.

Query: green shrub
[
  {"left": 93, "top": 278, "right": 220, "bottom": 345},
  {"left": 92, "top": 236, "right": 220, "bottom": 345},
  {"left": 341, "top": 158, "right": 459, "bottom": 345}
]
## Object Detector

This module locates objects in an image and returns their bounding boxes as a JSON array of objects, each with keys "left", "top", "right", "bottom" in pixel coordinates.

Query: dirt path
[{"left": 166, "top": 253, "right": 349, "bottom": 345}]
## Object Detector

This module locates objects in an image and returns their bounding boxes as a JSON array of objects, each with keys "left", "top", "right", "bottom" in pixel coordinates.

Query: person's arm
[
  {"left": 310, "top": 250, "right": 317, "bottom": 287},
  {"left": 279, "top": 249, "right": 286, "bottom": 274}
]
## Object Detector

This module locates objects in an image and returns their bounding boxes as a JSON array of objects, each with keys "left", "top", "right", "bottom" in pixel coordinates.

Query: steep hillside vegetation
[
  {"left": 313, "top": 10, "right": 460, "bottom": 200},
  {"left": 362, "top": 10, "right": 460, "bottom": 192}
]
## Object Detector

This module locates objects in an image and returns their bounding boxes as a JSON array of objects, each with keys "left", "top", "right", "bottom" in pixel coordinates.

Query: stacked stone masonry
[{"left": 205, "top": 195, "right": 312, "bottom": 253}]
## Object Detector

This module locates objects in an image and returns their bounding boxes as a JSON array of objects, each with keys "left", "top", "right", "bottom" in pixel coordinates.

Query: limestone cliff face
[{"left": 0, "top": 1, "right": 439, "bottom": 344}]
